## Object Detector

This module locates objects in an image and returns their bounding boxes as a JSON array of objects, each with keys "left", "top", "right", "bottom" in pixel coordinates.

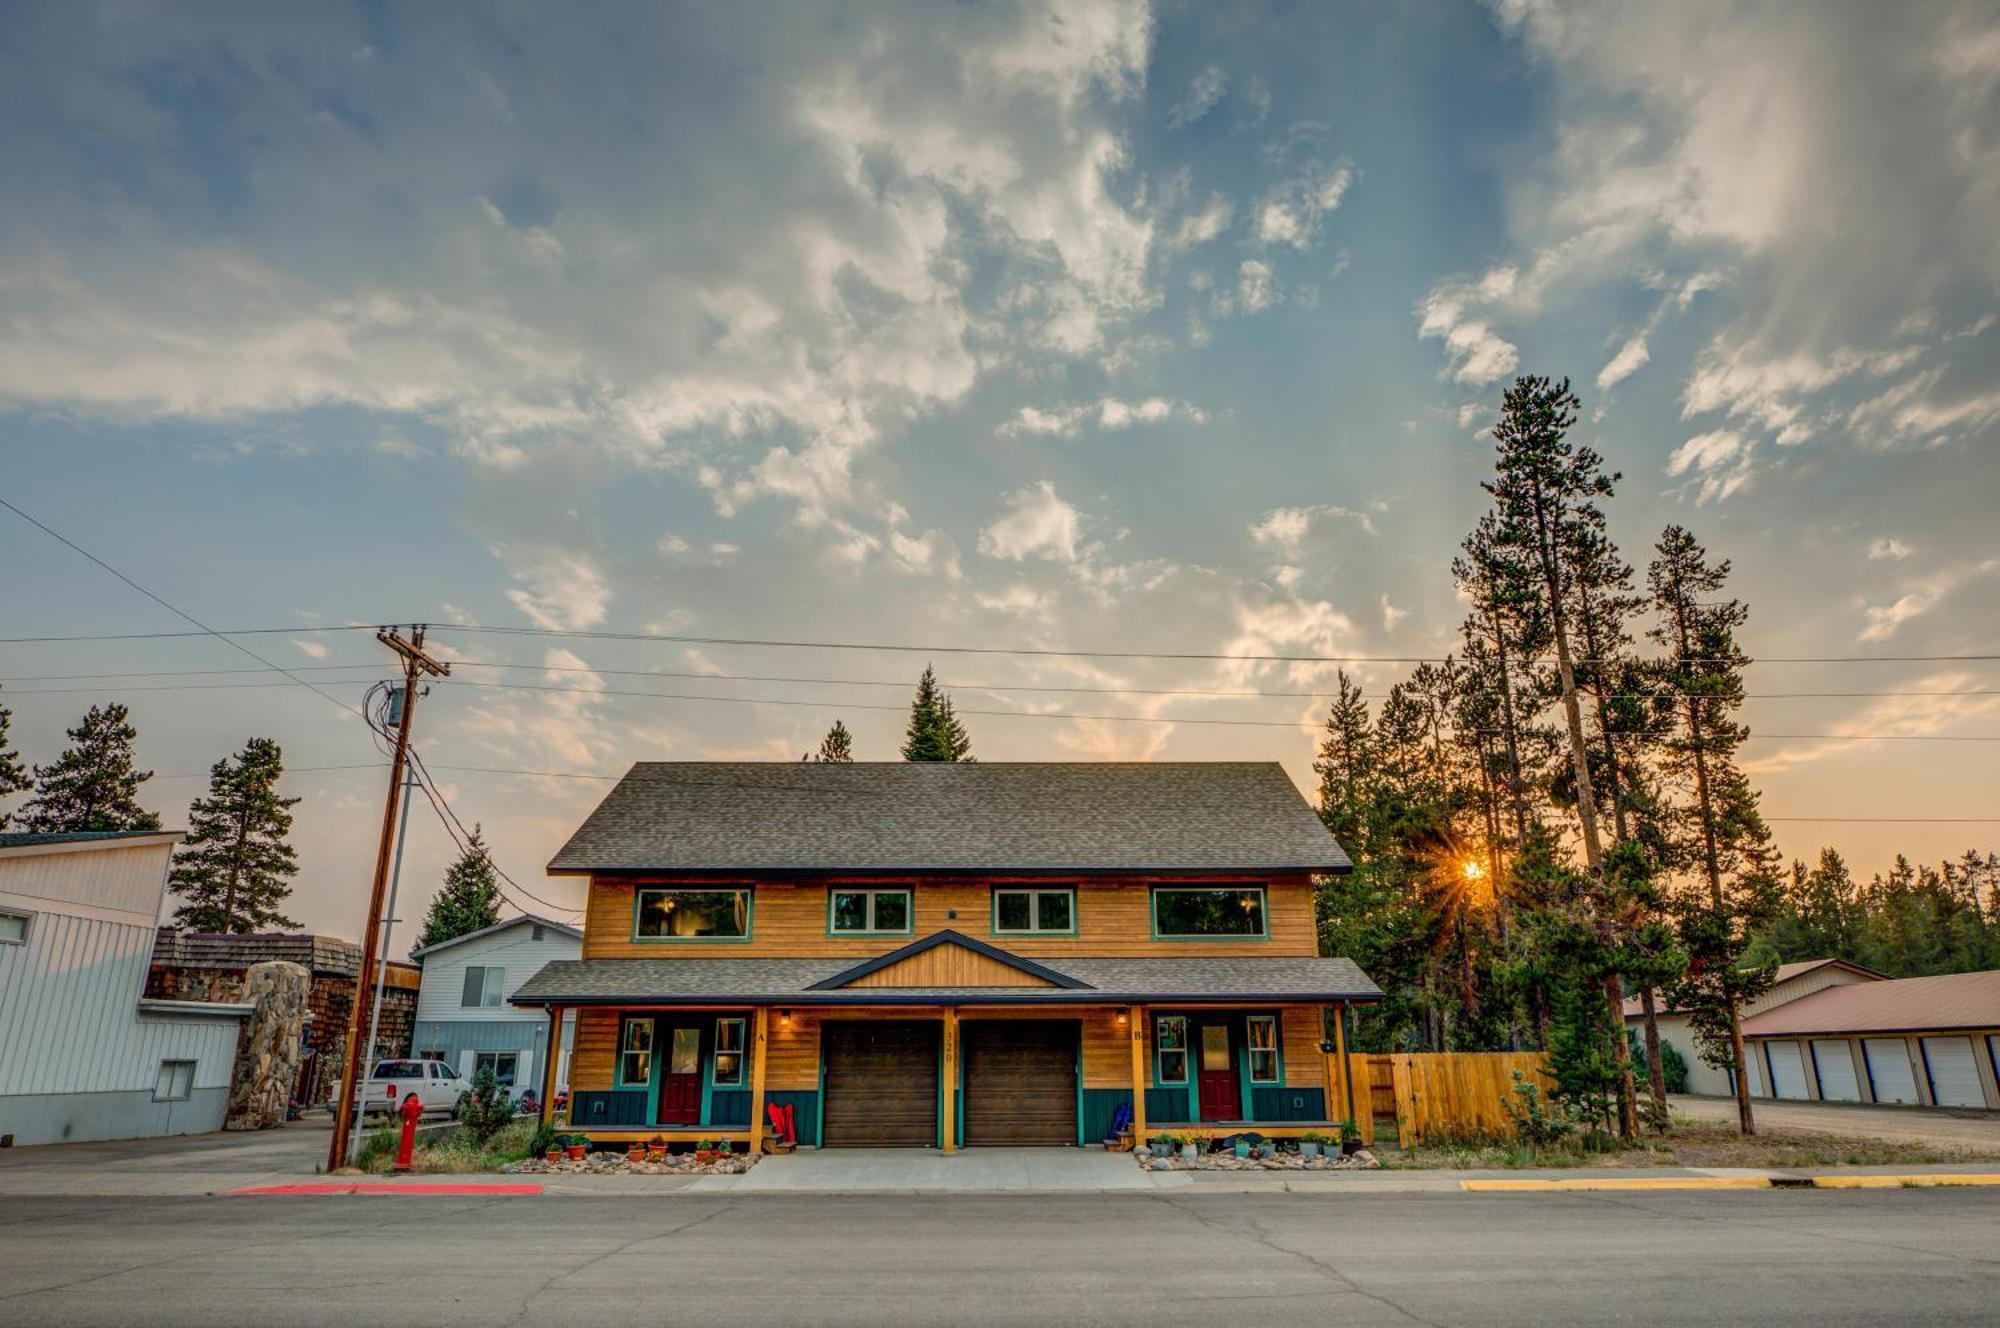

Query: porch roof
[{"left": 510, "top": 953, "right": 1381, "bottom": 1006}]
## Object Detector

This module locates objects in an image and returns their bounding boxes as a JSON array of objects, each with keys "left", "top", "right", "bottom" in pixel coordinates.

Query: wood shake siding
[{"left": 583, "top": 876, "right": 1320, "bottom": 960}]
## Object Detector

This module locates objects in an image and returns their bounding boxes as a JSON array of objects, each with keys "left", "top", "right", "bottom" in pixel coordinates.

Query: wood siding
[
  {"left": 582, "top": 876, "right": 1320, "bottom": 959},
  {"left": 846, "top": 944, "right": 1055, "bottom": 988},
  {"left": 1281, "top": 1005, "right": 1326, "bottom": 1087},
  {"left": 570, "top": 1007, "right": 620, "bottom": 1092}
]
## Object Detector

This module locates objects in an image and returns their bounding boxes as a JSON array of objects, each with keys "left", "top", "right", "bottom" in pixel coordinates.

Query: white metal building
[
  {"left": 0, "top": 831, "right": 250, "bottom": 1147},
  {"left": 1622, "top": 959, "right": 1885, "bottom": 1097},
  {"left": 409, "top": 915, "right": 579, "bottom": 1099}
]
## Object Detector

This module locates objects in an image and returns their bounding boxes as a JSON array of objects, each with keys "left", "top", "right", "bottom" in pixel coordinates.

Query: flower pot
[
  {"left": 544, "top": 1148, "right": 563, "bottom": 1163},
  {"left": 566, "top": 1145, "right": 587, "bottom": 1161},
  {"left": 1180, "top": 1144, "right": 1199, "bottom": 1162},
  {"left": 1341, "top": 1139, "right": 1363, "bottom": 1156},
  {"left": 1152, "top": 1142, "right": 1173, "bottom": 1157},
  {"left": 695, "top": 1150, "right": 717, "bottom": 1164},
  {"left": 647, "top": 1148, "right": 668, "bottom": 1164},
  {"left": 1233, "top": 1141, "right": 1251, "bottom": 1159},
  {"left": 626, "top": 1147, "right": 646, "bottom": 1164},
  {"left": 1299, "top": 1141, "right": 1322, "bottom": 1158}
]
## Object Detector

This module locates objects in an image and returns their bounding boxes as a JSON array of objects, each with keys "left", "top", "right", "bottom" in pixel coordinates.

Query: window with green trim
[
  {"left": 829, "top": 888, "right": 912, "bottom": 935},
  {"left": 993, "top": 887, "right": 1075, "bottom": 934},
  {"left": 618, "top": 1020, "right": 654, "bottom": 1087},
  {"left": 712, "top": 1017, "right": 747, "bottom": 1086},
  {"left": 1247, "top": 1014, "right": 1279, "bottom": 1084},
  {"left": 635, "top": 887, "right": 750, "bottom": 940},
  {"left": 1152, "top": 886, "right": 1267, "bottom": 938},
  {"left": 1155, "top": 1015, "right": 1189, "bottom": 1084}
]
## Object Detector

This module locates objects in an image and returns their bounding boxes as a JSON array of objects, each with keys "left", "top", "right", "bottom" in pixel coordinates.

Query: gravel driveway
[{"left": 1672, "top": 1094, "right": 2000, "bottom": 1149}]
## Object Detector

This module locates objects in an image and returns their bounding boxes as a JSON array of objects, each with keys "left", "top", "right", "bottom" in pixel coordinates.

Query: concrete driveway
[
  {"left": 1673, "top": 1094, "right": 2000, "bottom": 1148},
  {"left": 711, "top": 1146, "right": 1160, "bottom": 1192},
  {"left": 0, "top": 1116, "right": 458, "bottom": 1195}
]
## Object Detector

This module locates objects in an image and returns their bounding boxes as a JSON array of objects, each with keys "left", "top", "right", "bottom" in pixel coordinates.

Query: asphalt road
[{"left": 4, "top": 1189, "right": 1999, "bottom": 1326}]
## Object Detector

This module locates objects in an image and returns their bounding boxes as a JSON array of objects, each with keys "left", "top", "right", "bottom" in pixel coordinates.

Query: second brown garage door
[
  {"left": 963, "top": 1020, "right": 1078, "bottom": 1146},
  {"left": 821, "top": 1021, "right": 940, "bottom": 1147}
]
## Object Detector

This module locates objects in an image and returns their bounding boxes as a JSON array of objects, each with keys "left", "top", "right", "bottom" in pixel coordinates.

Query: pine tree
[
  {"left": 1483, "top": 375, "right": 1638, "bottom": 1137},
  {"left": 168, "top": 737, "right": 301, "bottom": 933},
  {"left": 1650, "top": 524, "right": 1781, "bottom": 1134},
  {"left": 901, "top": 666, "right": 972, "bottom": 762},
  {"left": 418, "top": 825, "right": 504, "bottom": 949},
  {"left": 20, "top": 703, "right": 161, "bottom": 832},
  {"left": 815, "top": 720, "right": 855, "bottom": 763},
  {"left": 0, "top": 685, "right": 30, "bottom": 828}
]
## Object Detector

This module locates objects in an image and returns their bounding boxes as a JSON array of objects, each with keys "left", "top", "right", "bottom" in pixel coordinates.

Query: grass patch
[
  {"left": 1381, "top": 1117, "right": 2000, "bottom": 1171},
  {"left": 352, "top": 1119, "right": 540, "bottom": 1175}
]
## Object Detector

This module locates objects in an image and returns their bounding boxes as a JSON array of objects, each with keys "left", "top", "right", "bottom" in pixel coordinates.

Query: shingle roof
[
  {"left": 1741, "top": 969, "right": 2000, "bottom": 1036},
  {"left": 547, "top": 761, "right": 1351, "bottom": 875},
  {"left": 511, "top": 952, "right": 1381, "bottom": 1006},
  {"left": 408, "top": 913, "right": 583, "bottom": 960},
  {"left": 1620, "top": 958, "right": 1887, "bottom": 1018}
]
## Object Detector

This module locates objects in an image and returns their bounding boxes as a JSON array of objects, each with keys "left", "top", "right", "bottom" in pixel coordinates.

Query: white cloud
[
  {"left": 1867, "top": 537, "right": 1913, "bottom": 560},
  {"left": 1596, "top": 330, "right": 1652, "bottom": 390},
  {"left": 496, "top": 543, "right": 611, "bottom": 631},
  {"left": 290, "top": 639, "right": 330, "bottom": 660},
  {"left": 1169, "top": 196, "right": 1233, "bottom": 250},
  {"left": 1416, "top": 276, "right": 1521, "bottom": 386},
  {"left": 1249, "top": 503, "right": 1375, "bottom": 553},
  {"left": 1857, "top": 557, "right": 2000, "bottom": 642},
  {"left": 1238, "top": 260, "right": 1276, "bottom": 313},
  {"left": 1747, "top": 669, "right": 2000, "bottom": 774},
  {"left": 979, "top": 480, "right": 1083, "bottom": 563},
  {"left": 1002, "top": 396, "right": 1204, "bottom": 436},
  {"left": 1665, "top": 429, "right": 1756, "bottom": 504},
  {"left": 1002, "top": 405, "right": 1089, "bottom": 437},
  {"left": 1379, "top": 594, "right": 1408, "bottom": 632},
  {"left": 1255, "top": 164, "right": 1353, "bottom": 250},
  {"left": 1166, "top": 66, "right": 1226, "bottom": 129}
]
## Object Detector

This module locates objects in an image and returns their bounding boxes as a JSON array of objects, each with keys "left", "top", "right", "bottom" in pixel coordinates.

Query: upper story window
[
  {"left": 635, "top": 887, "right": 752, "bottom": 941},
  {"left": 829, "top": 888, "right": 912, "bottom": 935},
  {"left": 1151, "top": 885, "right": 1268, "bottom": 939},
  {"left": 992, "top": 887, "right": 1076, "bottom": 935},
  {"left": 461, "top": 965, "right": 505, "bottom": 1007}
]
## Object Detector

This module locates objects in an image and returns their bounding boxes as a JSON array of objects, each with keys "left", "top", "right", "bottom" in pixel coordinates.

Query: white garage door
[
  {"left": 1864, "top": 1039, "right": 1920, "bottom": 1104},
  {"left": 1922, "top": 1037, "right": 1985, "bottom": 1108},
  {"left": 1764, "top": 1040, "right": 1810, "bottom": 1100},
  {"left": 1811, "top": 1040, "right": 1861, "bottom": 1102}
]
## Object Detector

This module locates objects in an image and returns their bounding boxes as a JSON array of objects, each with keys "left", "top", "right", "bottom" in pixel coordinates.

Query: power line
[
  {"left": 404, "top": 747, "right": 581, "bottom": 918},
  {"left": 0, "top": 498, "right": 365, "bottom": 723},
  {"left": 3, "top": 618, "right": 1996, "bottom": 666}
]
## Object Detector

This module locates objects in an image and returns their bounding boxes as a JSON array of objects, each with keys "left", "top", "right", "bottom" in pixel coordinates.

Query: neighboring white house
[
  {"left": 0, "top": 831, "right": 251, "bottom": 1147},
  {"left": 409, "top": 914, "right": 579, "bottom": 1100},
  {"left": 1623, "top": 959, "right": 1886, "bottom": 1097}
]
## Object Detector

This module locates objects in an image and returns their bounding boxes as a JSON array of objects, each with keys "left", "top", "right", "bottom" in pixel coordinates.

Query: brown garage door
[
  {"left": 963, "top": 1021, "right": 1078, "bottom": 1146},
  {"left": 821, "top": 1021, "right": 939, "bottom": 1147}
]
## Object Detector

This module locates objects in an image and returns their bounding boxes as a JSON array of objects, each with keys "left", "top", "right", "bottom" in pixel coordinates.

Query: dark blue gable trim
[{"left": 805, "top": 928, "right": 1094, "bottom": 990}]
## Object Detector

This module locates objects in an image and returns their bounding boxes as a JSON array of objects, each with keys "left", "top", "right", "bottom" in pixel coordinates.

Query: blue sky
[{"left": 3, "top": 1, "right": 1997, "bottom": 943}]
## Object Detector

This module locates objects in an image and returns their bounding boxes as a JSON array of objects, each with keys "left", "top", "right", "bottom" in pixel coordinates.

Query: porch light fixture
[
  {"left": 778, "top": 1008, "right": 792, "bottom": 1029},
  {"left": 1116, "top": 1011, "right": 1128, "bottom": 1026}
]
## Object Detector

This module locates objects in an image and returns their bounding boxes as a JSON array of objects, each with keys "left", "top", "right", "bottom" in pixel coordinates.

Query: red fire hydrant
[{"left": 393, "top": 1090, "right": 423, "bottom": 1172}]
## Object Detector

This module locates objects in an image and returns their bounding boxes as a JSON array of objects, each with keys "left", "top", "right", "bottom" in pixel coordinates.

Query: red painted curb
[{"left": 227, "top": 1182, "right": 543, "bottom": 1196}]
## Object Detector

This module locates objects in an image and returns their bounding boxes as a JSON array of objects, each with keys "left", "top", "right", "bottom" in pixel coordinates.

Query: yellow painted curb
[
  {"left": 1807, "top": 1174, "right": 2000, "bottom": 1189},
  {"left": 1460, "top": 1177, "right": 1772, "bottom": 1192}
]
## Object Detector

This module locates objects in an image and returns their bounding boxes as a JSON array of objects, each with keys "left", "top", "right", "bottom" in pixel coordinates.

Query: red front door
[
  {"left": 1197, "top": 1024, "right": 1240, "bottom": 1121},
  {"left": 659, "top": 1025, "right": 703, "bottom": 1124}
]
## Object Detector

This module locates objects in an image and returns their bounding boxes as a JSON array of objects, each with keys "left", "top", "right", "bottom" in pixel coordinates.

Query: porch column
[
  {"left": 940, "top": 1007, "right": 959, "bottom": 1154},
  {"left": 539, "top": 1006, "right": 563, "bottom": 1128},
  {"left": 1331, "top": 1002, "right": 1353, "bottom": 1125},
  {"left": 747, "top": 1006, "right": 770, "bottom": 1154},
  {"left": 1128, "top": 1004, "right": 1147, "bottom": 1146}
]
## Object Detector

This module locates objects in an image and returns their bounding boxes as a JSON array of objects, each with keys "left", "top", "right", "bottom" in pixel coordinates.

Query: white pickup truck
[{"left": 359, "top": 1058, "right": 470, "bottom": 1118}]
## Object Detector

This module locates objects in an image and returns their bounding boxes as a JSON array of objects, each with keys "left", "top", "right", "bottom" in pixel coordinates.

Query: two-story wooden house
[{"left": 512, "top": 761, "right": 1378, "bottom": 1151}]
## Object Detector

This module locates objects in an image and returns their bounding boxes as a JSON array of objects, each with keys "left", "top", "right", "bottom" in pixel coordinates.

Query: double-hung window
[
  {"left": 992, "top": 887, "right": 1075, "bottom": 935},
  {"left": 712, "top": 1017, "right": 747, "bottom": 1087},
  {"left": 1155, "top": 1015, "right": 1189, "bottom": 1085},
  {"left": 619, "top": 1020, "right": 654, "bottom": 1087},
  {"left": 1246, "top": 1015, "right": 1279, "bottom": 1084},
  {"left": 1151, "top": 885, "right": 1268, "bottom": 939},
  {"left": 635, "top": 887, "right": 751, "bottom": 940},
  {"left": 829, "top": 888, "right": 912, "bottom": 935},
  {"left": 461, "top": 965, "right": 505, "bottom": 1008}
]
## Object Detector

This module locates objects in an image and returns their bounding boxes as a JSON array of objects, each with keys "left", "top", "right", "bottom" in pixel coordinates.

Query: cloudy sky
[{"left": 3, "top": 1, "right": 1997, "bottom": 946}]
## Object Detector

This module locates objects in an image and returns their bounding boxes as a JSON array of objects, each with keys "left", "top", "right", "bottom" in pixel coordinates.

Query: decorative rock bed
[
  {"left": 505, "top": 1151, "right": 759, "bottom": 1177},
  {"left": 1134, "top": 1148, "right": 1380, "bottom": 1172}
]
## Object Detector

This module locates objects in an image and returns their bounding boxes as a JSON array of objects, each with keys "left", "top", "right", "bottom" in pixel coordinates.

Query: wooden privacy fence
[{"left": 1348, "top": 1052, "right": 1553, "bottom": 1148}]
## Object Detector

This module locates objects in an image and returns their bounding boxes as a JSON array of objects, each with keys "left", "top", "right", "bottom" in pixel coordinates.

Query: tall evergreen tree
[
  {"left": 0, "top": 684, "right": 30, "bottom": 828},
  {"left": 1650, "top": 524, "right": 1780, "bottom": 1134},
  {"left": 168, "top": 737, "right": 300, "bottom": 933},
  {"left": 418, "top": 825, "right": 504, "bottom": 949},
  {"left": 901, "top": 665, "right": 972, "bottom": 762},
  {"left": 815, "top": 720, "right": 855, "bottom": 763},
  {"left": 20, "top": 703, "right": 161, "bottom": 832},
  {"left": 1483, "top": 375, "right": 1638, "bottom": 1137}
]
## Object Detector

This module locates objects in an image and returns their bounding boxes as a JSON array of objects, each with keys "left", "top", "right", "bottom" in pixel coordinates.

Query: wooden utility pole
[{"left": 327, "top": 626, "right": 450, "bottom": 1173}]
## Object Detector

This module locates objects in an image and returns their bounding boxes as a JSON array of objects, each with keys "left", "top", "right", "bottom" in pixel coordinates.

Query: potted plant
[
  {"left": 1152, "top": 1133, "right": 1180, "bottom": 1158},
  {"left": 646, "top": 1135, "right": 668, "bottom": 1164},
  {"left": 1298, "top": 1131, "right": 1329, "bottom": 1159},
  {"left": 1337, "top": 1120, "right": 1364, "bottom": 1156},
  {"left": 564, "top": 1135, "right": 588, "bottom": 1161},
  {"left": 626, "top": 1142, "right": 646, "bottom": 1164},
  {"left": 544, "top": 1143, "right": 564, "bottom": 1163},
  {"left": 1180, "top": 1128, "right": 1208, "bottom": 1162},
  {"left": 694, "top": 1138, "right": 722, "bottom": 1164},
  {"left": 1232, "top": 1137, "right": 1253, "bottom": 1159}
]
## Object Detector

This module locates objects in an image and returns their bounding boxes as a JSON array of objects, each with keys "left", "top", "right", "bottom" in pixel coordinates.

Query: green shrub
[
  {"left": 456, "top": 1066, "right": 515, "bottom": 1144},
  {"left": 1501, "top": 1071, "right": 1571, "bottom": 1149}
]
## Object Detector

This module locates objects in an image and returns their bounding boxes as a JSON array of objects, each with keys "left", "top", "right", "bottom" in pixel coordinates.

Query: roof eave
[
  {"left": 546, "top": 861, "right": 1351, "bottom": 878},
  {"left": 511, "top": 989, "right": 1383, "bottom": 1008}
]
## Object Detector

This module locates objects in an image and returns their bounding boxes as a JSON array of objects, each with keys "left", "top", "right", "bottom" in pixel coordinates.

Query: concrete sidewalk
[{"left": 693, "top": 1146, "right": 1163, "bottom": 1192}]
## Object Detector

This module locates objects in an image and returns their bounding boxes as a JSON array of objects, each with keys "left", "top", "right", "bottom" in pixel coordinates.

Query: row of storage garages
[{"left": 1752, "top": 1033, "right": 2000, "bottom": 1108}]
